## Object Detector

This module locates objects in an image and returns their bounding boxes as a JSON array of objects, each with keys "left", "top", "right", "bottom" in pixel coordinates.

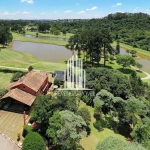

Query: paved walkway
[
  {"left": 0, "top": 134, "right": 20, "bottom": 150},
  {"left": 131, "top": 66, "right": 150, "bottom": 80}
]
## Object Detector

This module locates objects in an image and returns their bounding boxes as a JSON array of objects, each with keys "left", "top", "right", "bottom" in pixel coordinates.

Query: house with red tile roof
[{"left": 1, "top": 71, "right": 51, "bottom": 113}]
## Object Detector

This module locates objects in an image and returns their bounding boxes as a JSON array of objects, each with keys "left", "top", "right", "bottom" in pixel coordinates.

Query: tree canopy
[{"left": 22, "top": 132, "right": 46, "bottom": 150}]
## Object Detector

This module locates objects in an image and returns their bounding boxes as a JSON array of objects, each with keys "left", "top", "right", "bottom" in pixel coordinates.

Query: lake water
[
  {"left": 25, "top": 34, "right": 68, "bottom": 41},
  {"left": 12, "top": 42, "right": 150, "bottom": 73},
  {"left": 120, "top": 48, "right": 150, "bottom": 73},
  {"left": 12, "top": 41, "right": 73, "bottom": 62}
]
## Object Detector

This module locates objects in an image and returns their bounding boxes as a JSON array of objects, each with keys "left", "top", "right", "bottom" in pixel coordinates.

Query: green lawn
[
  {"left": 26, "top": 31, "right": 74, "bottom": 39},
  {"left": 79, "top": 101, "right": 125, "bottom": 150},
  {"left": 12, "top": 32, "right": 68, "bottom": 46},
  {"left": 0, "top": 48, "right": 66, "bottom": 72},
  {"left": 106, "top": 60, "right": 147, "bottom": 78},
  {"left": 0, "top": 72, "right": 13, "bottom": 89}
]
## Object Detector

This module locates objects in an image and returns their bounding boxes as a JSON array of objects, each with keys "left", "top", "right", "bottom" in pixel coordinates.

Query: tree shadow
[
  {"left": 86, "top": 126, "right": 91, "bottom": 136},
  {"left": 114, "top": 122, "right": 132, "bottom": 139},
  {"left": 136, "top": 70, "right": 142, "bottom": 73},
  {"left": 117, "top": 68, "right": 135, "bottom": 75}
]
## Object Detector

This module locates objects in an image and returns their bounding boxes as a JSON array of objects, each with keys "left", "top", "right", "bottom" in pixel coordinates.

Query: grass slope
[
  {"left": 0, "top": 48, "right": 66, "bottom": 72},
  {"left": 79, "top": 101, "right": 125, "bottom": 150}
]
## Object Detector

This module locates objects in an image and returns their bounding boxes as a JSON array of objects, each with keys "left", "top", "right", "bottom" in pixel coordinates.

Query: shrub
[
  {"left": 22, "top": 125, "right": 34, "bottom": 137},
  {"left": 0, "top": 89, "right": 8, "bottom": 99},
  {"left": 28, "top": 66, "right": 34, "bottom": 72},
  {"left": 22, "top": 132, "right": 46, "bottom": 150},
  {"left": 54, "top": 78, "right": 61, "bottom": 87},
  {"left": 11, "top": 71, "right": 26, "bottom": 82},
  {"left": 77, "top": 107, "right": 91, "bottom": 126},
  {"left": 93, "top": 118, "right": 109, "bottom": 131}
]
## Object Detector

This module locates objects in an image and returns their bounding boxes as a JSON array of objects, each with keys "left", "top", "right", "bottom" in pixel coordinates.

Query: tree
[
  {"left": 36, "top": 32, "right": 39, "bottom": 37},
  {"left": 77, "top": 107, "right": 91, "bottom": 126},
  {"left": 116, "top": 54, "right": 135, "bottom": 68},
  {"left": 0, "top": 89, "right": 8, "bottom": 99},
  {"left": 57, "top": 110, "right": 87, "bottom": 149},
  {"left": 22, "top": 125, "right": 34, "bottom": 137},
  {"left": 54, "top": 30, "right": 60, "bottom": 36},
  {"left": 136, "top": 62, "right": 143, "bottom": 71},
  {"left": 31, "top": 94, "right": 54, "bottom": 132},
  {"left": 11, "top": 71, "right": 26, "bottom": 82},
  {"left": 32, "top": 94, "right": 77, "bottom": 133},
  {"left": 22, "top": 132, "right": 46, "bottom": 150},
  {"left": 125, "top": 97, "right": 146, "bottom": 128},
  {"left": 95, "top": 136, "right": 126, "bottom": 150},
  {"left": 46, "top": 111, "right": 64, "bottom": 145},
  {"left": 28, "top": 66, "right": 34, "bottom": 72},
  {"left": 101, "top": 29, "right": 113, "bottom": 67},
  {"left": 116, "top": 40, "right": 120, "bottom": 54},
  {"left": 93, "top": 89, "right": 114, "bottom": 114},
  {"left": 131, "top": 121, "right": 150, "bottom": 144},
  {"left": 95, "top": 136, "right": 146, "bottom": 150}
]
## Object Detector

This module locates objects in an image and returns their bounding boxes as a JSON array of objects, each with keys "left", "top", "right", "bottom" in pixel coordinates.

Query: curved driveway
[{"left": 0, "top": 134, "right": 21, "bottom": 150}]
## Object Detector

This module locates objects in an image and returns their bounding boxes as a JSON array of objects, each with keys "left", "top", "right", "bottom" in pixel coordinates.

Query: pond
[
  {"left": 12, "top": 41, "right": 74, "bottom": 62},
  {"left": 120, "top": 48, "right": 150, "bottom": 73},
  {"left": 25, "top": 34, "right": 68, "bottom": 41}
]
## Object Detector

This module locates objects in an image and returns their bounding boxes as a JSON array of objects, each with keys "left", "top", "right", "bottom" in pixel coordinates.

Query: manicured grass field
[
  {"left": 0, "top": 72, "right": 13, "bottom": 89},
  {"left": 12, "top": 32, "right": 68, "bottom": 46},
  {"left": 0, "top": 48, "right": 66, "bottom": 72},
  {"left": 79, "top": 101, "right": 125, "bottom": 150},
  {"left": 0, "top": 110, "right": 24, "bottom": 142}
]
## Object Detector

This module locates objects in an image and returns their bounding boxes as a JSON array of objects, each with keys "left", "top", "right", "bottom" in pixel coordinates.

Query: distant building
[{"left": 1, "top": 71, "right": 51, "bottom": 113}]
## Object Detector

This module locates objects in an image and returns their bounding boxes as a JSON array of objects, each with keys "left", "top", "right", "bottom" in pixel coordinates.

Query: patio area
[{"left": 0, "top": 110, "right": 26, "bottom": 142}]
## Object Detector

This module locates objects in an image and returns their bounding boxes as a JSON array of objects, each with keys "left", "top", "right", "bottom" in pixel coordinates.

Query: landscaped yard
[
  {"left": 79, "top": 101, "right": 125, "bottom": 150},
  {"left": 0, "top": 110, "right": 24, "bottom": 142},
  {"left": 0, "top": 72, "right": 13, "bottom": 89}
]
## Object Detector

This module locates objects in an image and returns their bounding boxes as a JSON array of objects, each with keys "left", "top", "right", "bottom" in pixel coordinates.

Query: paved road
[{"left": 0, "top": 134, "right": 21, "bottom": 150}]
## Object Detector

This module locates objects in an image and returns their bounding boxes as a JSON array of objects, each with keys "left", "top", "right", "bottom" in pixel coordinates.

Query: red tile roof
[
  {"left": 1, "top": 88, "right": 36, "bottom": 106},
  {"left": 7, "top": 71, "right": 48, "bottom": 92}
]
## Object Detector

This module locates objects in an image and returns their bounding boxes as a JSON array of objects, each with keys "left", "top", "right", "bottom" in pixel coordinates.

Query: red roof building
[{"left": 1, "top": 71, "right": 51, "bottom": 112}]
